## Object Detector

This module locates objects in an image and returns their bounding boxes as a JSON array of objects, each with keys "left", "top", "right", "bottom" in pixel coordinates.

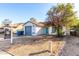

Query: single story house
[
  {"left": 10, "top": 23, "right": 23, "bottom": 33},
  {"left": 23, "top": 18, "right": 57, "bottom": 36}
]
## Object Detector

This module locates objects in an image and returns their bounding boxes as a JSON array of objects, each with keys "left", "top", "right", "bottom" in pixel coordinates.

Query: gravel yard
[
  {"left": 0, "top": 34, "right": 65, "bottom": 56},
  {"left": 1, "top": 34, "right": 79, "bottom": 56},
  {"left": 5, "top": 40, "right": 65, "bottom": 56}
]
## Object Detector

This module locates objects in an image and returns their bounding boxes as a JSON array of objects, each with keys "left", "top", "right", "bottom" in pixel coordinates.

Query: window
[{"left": 52, "top": 27, "right": 56, "bottom": 33}]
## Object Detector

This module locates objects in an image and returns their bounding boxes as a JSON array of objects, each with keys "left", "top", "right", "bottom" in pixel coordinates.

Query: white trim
[
  {"left": 24, "top": 26, "right": 25, "bottom": 35},
  {"left": 23, "top": 22, "right": 36, "bottom": 36},
  {"left": 11, "top": 29, "right": 13, "bottom": 44}
]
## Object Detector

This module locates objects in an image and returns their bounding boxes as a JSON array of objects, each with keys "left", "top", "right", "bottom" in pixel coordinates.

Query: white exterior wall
[
  {"left": 48, "top": 27, "right": 52, "bottom": 34},
  {"left": 62, "top": 26, "right": 67, "bottom": 35},
  {"left": 23, "top": 22, "right": 58, "bottom": 36},
  {"left": 23, "top": 25, "right": 25, "bottom": 35},
  {"left": 48, "top": 26, "right": 57, "bottom": 35},
  {"left": 35, "top": 27, "right": 43, "bottom": 35},
  {"left": 23, "top": 22, "right": 43, "bottom": 36}
]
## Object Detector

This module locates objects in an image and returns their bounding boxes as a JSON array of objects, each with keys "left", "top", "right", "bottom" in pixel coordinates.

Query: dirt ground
[
  {"left": 10, "top": 36, "right": 79, "bottom": 56},
  {"left": 1, "top": 33, "right": 79, "bottom": 56},
  {"left": 8, "top": 36, "right": 65, "bottom": 56},
  {"left": 0, "top": 34, "right": 65, "bottom": 56}
]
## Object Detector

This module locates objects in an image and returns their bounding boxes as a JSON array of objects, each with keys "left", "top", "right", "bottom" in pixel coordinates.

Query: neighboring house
[
  {"left": 23, "top": 18, "right": 57, "bottom": 36},
  {"left": 10, "top": 23, "right": 23, "bottom": 33}
]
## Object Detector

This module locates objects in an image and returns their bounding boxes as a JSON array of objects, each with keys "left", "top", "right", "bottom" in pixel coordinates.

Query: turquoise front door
[
  {"left": 25, "top": 26, "right": 32, "bottom": 36},
  {"left": 43, "top": 28, "right": 48, "bottom": 35},
  {"left": 45, "top": 28, "right": 48, "bottom": 35}
]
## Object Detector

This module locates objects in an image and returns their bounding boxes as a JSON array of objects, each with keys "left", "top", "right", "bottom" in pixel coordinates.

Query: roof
[
  {"left": 23, "top": 20, "right": 45, "bottom": 27},
  {"left": 10, "top": 23, "right": 24, "bottom": 28}
]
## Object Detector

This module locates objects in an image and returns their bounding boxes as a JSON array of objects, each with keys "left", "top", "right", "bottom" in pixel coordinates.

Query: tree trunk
[
  {"left": 56, "top": 26, "right": 62, "bottom": 37},
  {"left": 56, "top": 26, "right": 60, "bottom": 37}
]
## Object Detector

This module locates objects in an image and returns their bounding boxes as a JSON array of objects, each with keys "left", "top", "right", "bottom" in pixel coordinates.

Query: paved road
[{"left": 60, "top": 36, "right": 79, "bottom": 56}]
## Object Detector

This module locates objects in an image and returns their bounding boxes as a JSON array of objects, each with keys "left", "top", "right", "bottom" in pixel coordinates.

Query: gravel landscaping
[
  {"left": 1, "top": 34, "right": 79, "bottom": 56},
  {"left": 0, "top": 35, "right": 65, "bottom": 56}
]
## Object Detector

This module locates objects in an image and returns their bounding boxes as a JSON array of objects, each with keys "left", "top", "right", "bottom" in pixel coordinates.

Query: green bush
[{"left": 56, "top": 27, "right": 64, "bottom": 36}]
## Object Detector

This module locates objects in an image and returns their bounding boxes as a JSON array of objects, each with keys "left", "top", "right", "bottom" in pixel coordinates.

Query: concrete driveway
[{"left": 60, "top": 36, "right": 79, "bottom": 56}]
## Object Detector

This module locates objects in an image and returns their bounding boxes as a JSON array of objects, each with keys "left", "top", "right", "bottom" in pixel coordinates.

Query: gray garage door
[{"left": 25, "top": 26, "right": 32, "bottom": 36}]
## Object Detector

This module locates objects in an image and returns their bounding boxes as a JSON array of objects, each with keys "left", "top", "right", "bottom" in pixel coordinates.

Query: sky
[
  {"left": 74, "top": 3, "right": 79, "bottom": 18},
  {"left": 0, "top": 3, "right": 56, "bottom": 24},
  {"left": 0, "top": 3, "right": 79, "bottom": 24}
]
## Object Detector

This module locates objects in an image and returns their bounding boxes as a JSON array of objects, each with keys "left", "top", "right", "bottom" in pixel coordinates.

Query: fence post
[
  {"left": 49, "top": 40, "right": 53, "bottom": 56},
  {"left": 11, "top": 28, "right": 13, "bottom": 44}
]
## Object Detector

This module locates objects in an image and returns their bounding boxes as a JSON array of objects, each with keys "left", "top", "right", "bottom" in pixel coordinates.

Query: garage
[
  {"left": 23, "top": 18, "right": 46, "bottom": 36},
  {"left": 25, "top": 26, "right": 32, "bottom": 36}
]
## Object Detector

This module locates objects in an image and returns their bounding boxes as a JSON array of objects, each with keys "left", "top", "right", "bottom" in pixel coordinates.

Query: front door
[
  {"left": 45, "top": 28, "right": 48, "bottom": 35},
  {"left": 25, "top": 26, "right": 32, "bottom": 36},
  {"left": 43, "top": 28, "right": 48, "bottom": 35}
]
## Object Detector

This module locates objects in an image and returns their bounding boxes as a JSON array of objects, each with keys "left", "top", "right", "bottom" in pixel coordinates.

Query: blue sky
[{"left": 0, "top": 3, "right": 56, "bottom": 24}]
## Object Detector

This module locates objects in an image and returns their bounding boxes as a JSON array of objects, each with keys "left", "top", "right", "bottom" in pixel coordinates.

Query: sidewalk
[{"left": 0, "top": 50, "right": 12, "bottom": 56}]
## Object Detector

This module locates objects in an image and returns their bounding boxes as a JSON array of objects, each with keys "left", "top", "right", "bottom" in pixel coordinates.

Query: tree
[
  {"left": 2, "top": 19, "right": 12, "bottom": 26},
  {"left": 46, "top": 3, "right": 78, "bottom": 36}
]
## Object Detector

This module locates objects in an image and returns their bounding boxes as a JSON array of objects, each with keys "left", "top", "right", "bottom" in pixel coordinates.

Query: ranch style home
[
  {"left": 23, "top": 18, "right": 69, "bottom": 36},
  {"left": 0, "top": 18, "right": 70, "bottom": 36}
]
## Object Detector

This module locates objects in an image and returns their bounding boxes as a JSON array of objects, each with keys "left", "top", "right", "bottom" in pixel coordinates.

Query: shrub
[{"left": 56, "top": 27, "right": 64, "bottom": 37}]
